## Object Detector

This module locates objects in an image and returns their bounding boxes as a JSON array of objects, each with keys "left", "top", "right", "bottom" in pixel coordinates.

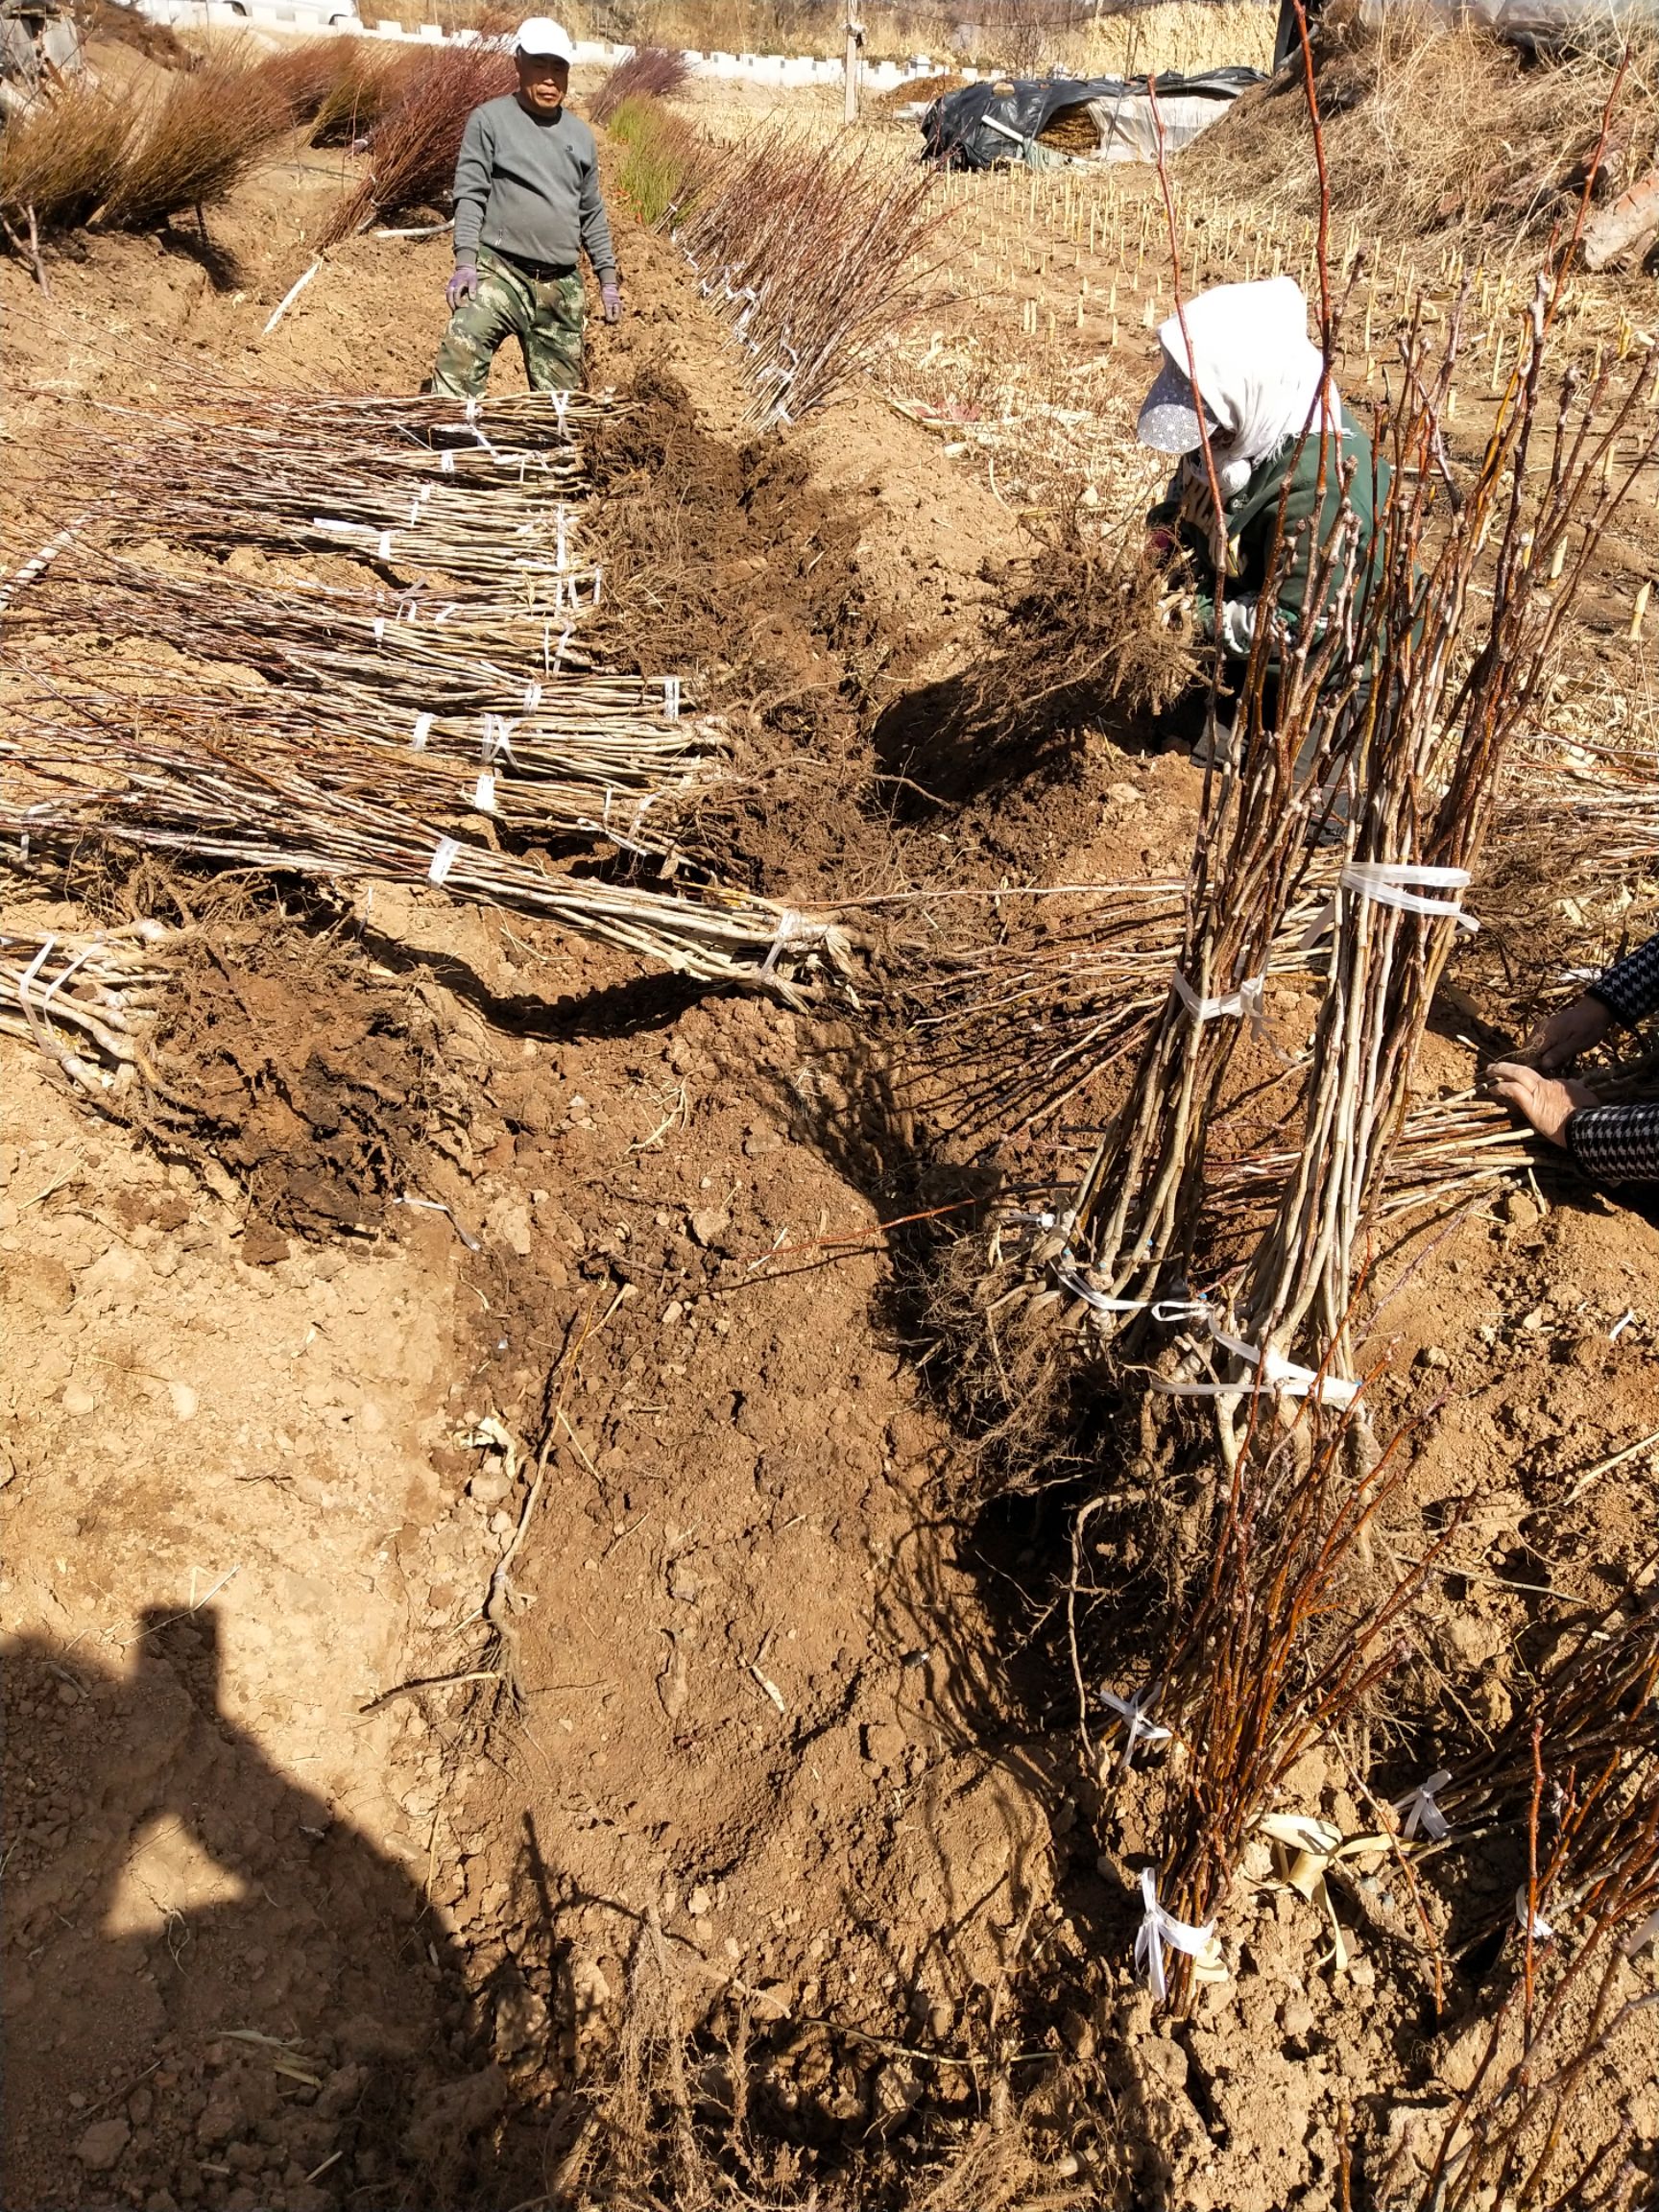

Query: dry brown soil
[{"left": 5, "top": 56, "right": 1659, "bottom": 2212}]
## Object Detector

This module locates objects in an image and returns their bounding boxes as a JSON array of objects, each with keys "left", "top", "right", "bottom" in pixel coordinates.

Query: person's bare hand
[
  {"left": 1488, "top": 1060, "right": 1601, "bottom": 1147},
  {"left": 1527, "top": 992, "right": 1614, "bottom": 1071}
]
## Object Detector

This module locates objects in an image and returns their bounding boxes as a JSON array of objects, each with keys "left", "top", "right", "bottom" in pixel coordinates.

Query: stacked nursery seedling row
[{"left": 0, "top": 388, "right": 846, "bottom": 997}]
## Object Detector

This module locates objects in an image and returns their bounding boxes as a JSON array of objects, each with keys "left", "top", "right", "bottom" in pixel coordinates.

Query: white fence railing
[{"left": 133, "top": 0, "right": 973, "bottom": 89}]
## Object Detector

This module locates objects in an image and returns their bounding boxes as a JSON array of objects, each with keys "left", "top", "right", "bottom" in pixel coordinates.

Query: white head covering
[{"left": 1141, "top": 277, "right": 1340, "bottom": 495}]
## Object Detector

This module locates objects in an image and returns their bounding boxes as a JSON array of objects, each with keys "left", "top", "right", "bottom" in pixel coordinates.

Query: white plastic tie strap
[
  {"left": 1098, "top": 1686, "right": 1171, "bottom": 1768},
  {"left": 1051, "top": 1262, "right": 1211, "bottom": 1326},
  {"left": 472, "top": 773, "right": 497, "bottom": 815},
  {"left": 1134, "top": 1868, "right": 1216, "bottom": 2005},
  {"left": 1171, "top": 968, "right": 1268, "bottom": 1024},
  {"left": 373, "top": 616, "right": 387, "bottom": 645},
  {"left": 663, "top": 675, "right": 682, "bottom": 720},
  {"left": 1396, "top": 1770, "right": 1453, "bottom": 1842},
  {"left": 1515, "top": 1887, "right": 1553, "bottom": 1941},
  {"left": 376, "top": 530, "right": 395, "bottom": 562},
  {"left": 411, "top": 712, "right": 434, "bottom": 750},
  {"left": 760, "top": 907, "right": 830, "bottom": 978},
  {"left": 522, "top": 680, "right": 544, "bottom": 712},
  {"left": 1340, "top": 862, "right": 1478, "bottom": 933},
  {"left": 480, "top": 714, "right": 518, "bottom": 765},
  {"left": 440, "top": 449, "right": 456, "bottom": 474},
  {"left": 1160, "top": 1315, "right": 1362, "bottom": 1408},
  {"left": 428, "top": 836, "right": 461, "bottom": 885}
]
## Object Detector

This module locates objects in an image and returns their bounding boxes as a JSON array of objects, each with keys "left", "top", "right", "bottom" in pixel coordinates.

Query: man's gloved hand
[
  {"left": 1215, "top": 593, "right": 1262, "bottom": 658},
  {"left": 446, "top": 264, "right": 479, "bottom": 311},
  {"left": 601, "top": 280, "right": 623, "bottom": 324}
]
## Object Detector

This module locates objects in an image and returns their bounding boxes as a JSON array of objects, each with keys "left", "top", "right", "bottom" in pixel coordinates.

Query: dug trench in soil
[{"left": 0, "top": 133, "right": 1142, "bottom": 2212}]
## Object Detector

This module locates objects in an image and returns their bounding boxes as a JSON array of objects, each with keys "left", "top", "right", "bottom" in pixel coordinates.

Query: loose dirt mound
[{"left": 142, "top": 919, "right": 468, "bottom": 1242}]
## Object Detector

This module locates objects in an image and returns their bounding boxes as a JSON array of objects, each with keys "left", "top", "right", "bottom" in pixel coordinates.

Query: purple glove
[
  {"left": 446, "top": 264, "right": 479, "bottom": 311},
  {"left": 601, "top": 280, "right": 622, "bottom": 325}
]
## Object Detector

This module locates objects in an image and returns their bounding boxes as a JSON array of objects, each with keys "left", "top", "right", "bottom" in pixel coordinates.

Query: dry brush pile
[{"left": 1186, "top": 0, "right": 1659, "bottom": 251}]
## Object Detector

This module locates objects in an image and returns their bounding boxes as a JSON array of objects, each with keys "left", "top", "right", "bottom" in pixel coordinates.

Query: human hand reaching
[
  {"left": 446, "top": 264, "right": 479, "bottom": 311},
  {"left": 1527, "top": 992, "right": 1614, "bottom": 1071},
  {"left": 601, "top": 280, "right": 623, "bottom": 325},
  {"left": 1488, "top": 1061, "right": 1601, "bottom": 1147}
]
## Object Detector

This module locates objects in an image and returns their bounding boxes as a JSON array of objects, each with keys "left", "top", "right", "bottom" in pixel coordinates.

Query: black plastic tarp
[{"left": 922, "top": 67, "right": 1263, "bottom": 171}]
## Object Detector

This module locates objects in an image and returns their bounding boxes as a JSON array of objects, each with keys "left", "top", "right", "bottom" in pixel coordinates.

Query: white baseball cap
[{"left": 516, "top": 16, "right": 575, "bottom": 60}]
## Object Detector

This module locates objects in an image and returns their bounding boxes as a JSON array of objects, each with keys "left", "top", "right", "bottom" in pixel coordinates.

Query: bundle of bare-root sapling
[
  {"left": 663, "top": 126, "right": 939, "bottom": 426},
  {"left": 1098, "top": 1399, "right": 1458, "bottom": 2013},
  {"left": 1395, "top": 1578, "right": 1659, "bottom": 2210},
  {"left": 1237, "top": 275, "right": 1659, "bottom": 1415},
  {"left": 315, "top": 45, "right": 516, "bottom": 249},
  {"left": 1, "top": 723, "right": 847, "bottom": 999},
  {"left": 1003, "top": 372, "right": 1372, "bottom": 1377}
]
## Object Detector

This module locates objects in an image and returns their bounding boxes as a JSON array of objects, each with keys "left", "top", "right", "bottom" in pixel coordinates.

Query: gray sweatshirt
[{"left": 450, "top": 95, "right": 617, "bottom": 280}]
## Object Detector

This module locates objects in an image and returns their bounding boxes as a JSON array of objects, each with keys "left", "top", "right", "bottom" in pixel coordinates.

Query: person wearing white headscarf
[{"left": 1139, "top": 276, "right": 1382, "bottom": 675}]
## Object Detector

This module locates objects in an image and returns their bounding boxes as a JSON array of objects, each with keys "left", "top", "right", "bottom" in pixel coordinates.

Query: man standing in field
[{"left": 431, "top": 16, "right": 621, "bottom": 399}]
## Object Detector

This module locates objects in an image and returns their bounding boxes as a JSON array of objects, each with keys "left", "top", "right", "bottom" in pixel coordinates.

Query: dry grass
[
  {"left": 1075, "top": 1, "right": 1275, "bottom": 76},
  {"left": 97, "top": 60, "right": 289, "bottom": 230},
  {"left": 421, "top": 0, "right": 517, "bottom": 33},
  {"left": 1184, "top": 0, "right": 1659, "bottom": 246},
  {"left": 0, "top": 85, "right": 132, "bottom": 237},
  {"left": 586, "top": 0, "right": 1273, "bottom": 72}
]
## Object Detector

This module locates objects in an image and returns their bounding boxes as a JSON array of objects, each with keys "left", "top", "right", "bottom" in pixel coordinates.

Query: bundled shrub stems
[
  {"left": 3, "top": 721, "right": 841, "bottom": 992},
  {"left": 1038, "top": 27, "right": 1659, "bottom": 2092},
  {"left": 317, "top": 45, "right": 516, "bottom": 248},
  {"left": 1134, "top": 1402, "right": 1458, "bottom": 2010},
  {"left": 1240, "top": 265, "right": 1659, "bottom": 1402},
  {"left": 662, "top": 124, "right": 941, "bottom": 425},
  {"left": 589, "top": 44, "right": 690, "bottom": 128},
  {"left": 1022, "top": 39, "right": 1656, "bottom": 1420},
  {"left": 1, "top": 386, "right": 844, "bottom": 1000},
  {"left": 0, "top": 63, "right": 286, "bottom": 252}
]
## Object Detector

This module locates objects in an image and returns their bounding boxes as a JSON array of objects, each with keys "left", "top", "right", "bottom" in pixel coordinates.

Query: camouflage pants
[{"left": 430, "top": 247, "right": 586, "bottom": 399}]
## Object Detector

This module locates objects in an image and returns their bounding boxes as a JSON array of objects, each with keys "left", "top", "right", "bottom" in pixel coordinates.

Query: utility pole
[{"left": 844, "top": 12, "right": 864, "bottom": 125}]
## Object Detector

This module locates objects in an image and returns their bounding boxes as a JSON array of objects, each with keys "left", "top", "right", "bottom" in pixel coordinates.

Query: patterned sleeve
[
  {"left": 1567, "top": 1103, "right": 1659, "bottom": 1184},
  {"left": 1589, "top": 931, "right": 1659, "bottom": 1026}
]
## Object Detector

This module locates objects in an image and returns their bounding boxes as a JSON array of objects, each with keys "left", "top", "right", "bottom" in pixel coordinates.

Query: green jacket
[{"left": 1150, "top": 408, "right": 1385, "bottom": 672}]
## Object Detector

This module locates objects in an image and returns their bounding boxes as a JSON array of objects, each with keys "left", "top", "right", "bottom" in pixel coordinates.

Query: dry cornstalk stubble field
[{"left": 5, "top": 6, "right": 1659, "bottom": 2211}]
